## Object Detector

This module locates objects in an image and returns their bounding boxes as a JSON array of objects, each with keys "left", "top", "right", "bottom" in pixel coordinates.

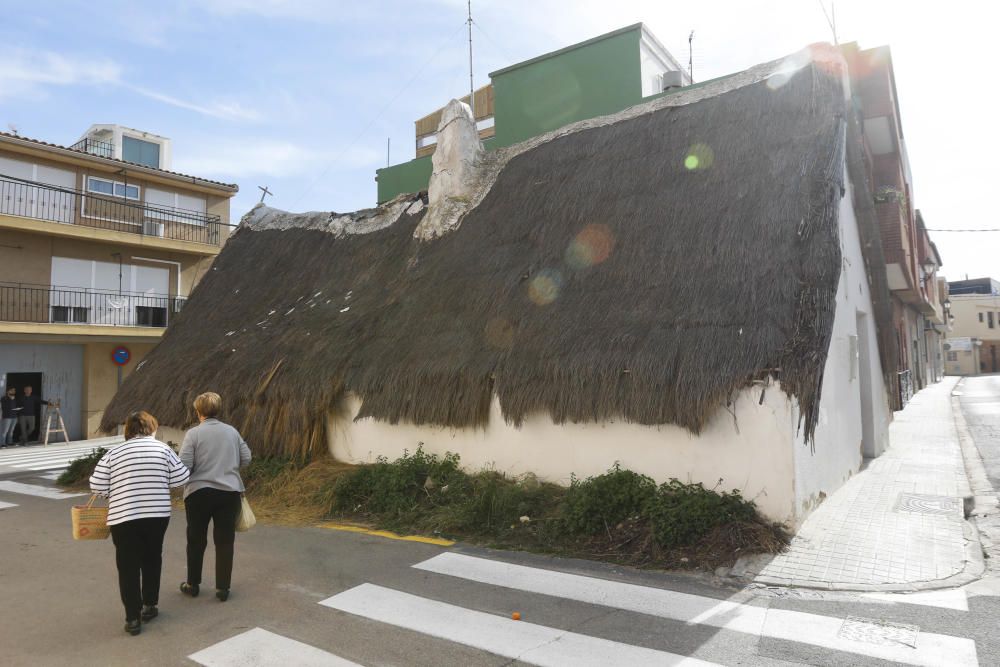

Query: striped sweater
[{"left": 89, "top": 436, "right": 190, "bottom": 526}]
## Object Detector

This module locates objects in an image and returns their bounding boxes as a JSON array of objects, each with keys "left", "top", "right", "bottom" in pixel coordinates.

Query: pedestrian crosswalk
[
  {"left": 0, "top": 480, "right": 85, "bottom": 499},
  {"left": 189, "top": 628, "right": 363, "bottom": 667},
  {"left": 0, "top": 436, "right": 123, "bottom": 474},
  {"left": 187, "top": 550, "right": 981, "bottom": 667}
]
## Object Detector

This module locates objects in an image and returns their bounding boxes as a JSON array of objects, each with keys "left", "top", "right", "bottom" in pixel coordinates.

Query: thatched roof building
[{"left": 102, "top": 44, "right": 892, "bottom": 469}]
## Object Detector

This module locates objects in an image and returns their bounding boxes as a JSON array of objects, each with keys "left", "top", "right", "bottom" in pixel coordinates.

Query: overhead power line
[{"left": 927, "top": 228, "right": 1000, "bottom": 232}]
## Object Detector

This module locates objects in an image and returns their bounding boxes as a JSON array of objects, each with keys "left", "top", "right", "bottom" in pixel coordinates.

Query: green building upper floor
[{"left": 376, "top": 23, "right": 689, "bottom": 204}]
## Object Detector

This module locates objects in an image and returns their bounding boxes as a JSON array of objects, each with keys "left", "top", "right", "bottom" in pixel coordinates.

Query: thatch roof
[{"left": 103, "top": 47, "right": 854, "bottom": 459}]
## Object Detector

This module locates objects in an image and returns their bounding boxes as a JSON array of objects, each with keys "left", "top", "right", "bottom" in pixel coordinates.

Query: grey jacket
[{"left": 179, "top": 418, "right": 251, "bottom": 499}]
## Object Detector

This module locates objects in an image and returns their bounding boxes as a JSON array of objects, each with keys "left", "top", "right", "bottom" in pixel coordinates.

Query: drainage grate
[
  {"left": 894, "top": 493, "right": 962, "bottom": 516},
  {"left": 838, "top": 616, "right": 919, "bottom": 648}
]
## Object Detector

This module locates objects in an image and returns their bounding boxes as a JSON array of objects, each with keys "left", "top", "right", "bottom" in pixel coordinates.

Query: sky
[{"left": 1, "top": 0, "right": 997, "bottom": 281}]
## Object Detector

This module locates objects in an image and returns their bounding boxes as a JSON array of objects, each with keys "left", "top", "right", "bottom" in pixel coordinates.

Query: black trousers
[
  {"left": 185, "top": 488, "right": 241, "bottom": 590},
  {"left": 109, "top": 517, "right": 170, "bottom": 622}
]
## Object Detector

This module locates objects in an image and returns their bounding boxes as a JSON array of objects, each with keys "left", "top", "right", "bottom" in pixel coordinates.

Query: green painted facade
[
  {"left": 376, "top": 25, "right": 648, "bottom": 204},
  {"left": 376, "top": 154, "right": 432, "bottom": 204},
  {"left": 491, "top": 28, "right": 641, "bottom": 147}
]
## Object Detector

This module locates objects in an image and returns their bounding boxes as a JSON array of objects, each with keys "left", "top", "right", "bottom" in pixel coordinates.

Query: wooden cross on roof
[{"left": 258, "top": 185, "right": 273, "bottom": 203}]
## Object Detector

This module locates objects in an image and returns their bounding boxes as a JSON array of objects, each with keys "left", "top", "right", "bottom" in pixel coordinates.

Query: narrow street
[{"left": 958, "top": 374, "right": 1000, "bottom": 489}]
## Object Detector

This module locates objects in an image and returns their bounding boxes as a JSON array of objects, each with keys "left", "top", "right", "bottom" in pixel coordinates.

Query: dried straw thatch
[{"left": 103, "top": 53, "right": 854, "bottom": 459}]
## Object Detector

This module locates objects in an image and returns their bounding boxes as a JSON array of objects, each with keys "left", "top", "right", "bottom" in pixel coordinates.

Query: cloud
[
  {"left": 0, "top": 47, "right": 121, "bottom": 100},
  {"left": 0, "top": 45, "right": 261, "bottom": 121},
  {"left": 129, "top": 86, "right": 262, "bottom": 122},
  {"left": 171, "top": 139, "right": 380, "bottom": 179}
]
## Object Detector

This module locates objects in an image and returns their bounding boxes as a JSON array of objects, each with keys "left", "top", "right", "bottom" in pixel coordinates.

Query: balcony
[
  {"left": 69, "top": 137, "right": 115, "bottom": 159},
  {"left": 0, "top": 283, "right": 183, "bottom": 329},
  {"left": 0, "top": 174, "right": 231, "bottom": 248}
]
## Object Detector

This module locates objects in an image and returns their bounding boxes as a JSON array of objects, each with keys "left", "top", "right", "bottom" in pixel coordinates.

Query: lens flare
[
  {"left": 528, "top": 269, "right": 563, "bottom": 306},
  {"left": 565, "top": 224, "right": 615, "bottom": 270},
  {"left": 684, "top": 143, "right": 714, "bottom": 171},
  {"left": 766, "top": 48, "right": 812, "bottom": 90},
  {"left": 484, "top": 317, "right": 515, "bottom": 349}
]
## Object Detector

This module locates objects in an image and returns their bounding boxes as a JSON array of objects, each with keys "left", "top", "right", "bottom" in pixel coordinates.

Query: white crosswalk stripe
[
  {"left": 0, "top": 480, "right": 85, "bottom": 499},
  {"left": 189, "top": 628, "right": 362, "bottom": 667},
  {"left": 0, "top": 437, "right": 122, "bottom": 473},
  {"left": 321, "top": 583, "right": 718, "bottom": 667},
  {"left": 0, "top": 500, "right": 17, "bottom": 510}
]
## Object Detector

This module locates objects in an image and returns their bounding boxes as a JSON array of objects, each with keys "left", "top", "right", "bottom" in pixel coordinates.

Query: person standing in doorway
[
  {"left": 16, "top": 385, "right": 47, "bottom": 446},
  {"left": 179, "top": 392, "right": 251, "bottom": 602},
  {"left": 1, "top": 387, "right": 18, "bottom": 447}
]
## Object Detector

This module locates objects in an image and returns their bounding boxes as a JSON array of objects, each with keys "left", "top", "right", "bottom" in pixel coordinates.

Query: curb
[
  {"left": 952, "top": 378, "right": 1000, "bottom": 576},
  {"left": 737, "top": 378, "right": 989, "bottom": 593}
]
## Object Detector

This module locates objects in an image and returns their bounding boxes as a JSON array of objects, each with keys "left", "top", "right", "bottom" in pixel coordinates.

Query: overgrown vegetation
[
  {"left": 58, "top": 443, "right": 787, "bottom": 570},
  {"left": 56, "top": 447, "right": 107, "bottom": 487},
  {"left": 328, "top": 448, "right": 788, "bottom": 570}
]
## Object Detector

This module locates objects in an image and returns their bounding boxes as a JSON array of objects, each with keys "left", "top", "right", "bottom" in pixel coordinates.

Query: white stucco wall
[
  {"left": 790, "top": 165, "right": 892, "bottom": 518},
  {"left": 329, "top": 386, "right": 801, "bottom": 524}
]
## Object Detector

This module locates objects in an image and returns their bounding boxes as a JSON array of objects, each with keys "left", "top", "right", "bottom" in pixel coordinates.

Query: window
[
  {"left": 990, "top": 312, "right": 996, "bottom": 329},
  {"left": 122, "top": 136, "right": 161, "bottom": 168},
  {"left": 145, "top": 187, "right": 207, "bottom": 224},
  {"left": 980, "top": 313, "right": 984, "bottom": 323},
  {"left": 87, "top": 177, "right": 139, "bottom": 200},
  {"left": 947, "top": 351, "right": 958, "bottom": 362},
  {"left": 50, "top": 306, "right": 89, "bottom": 323},
  {"left": 135, "top": 305, "right": 167, "bottom": 327}
]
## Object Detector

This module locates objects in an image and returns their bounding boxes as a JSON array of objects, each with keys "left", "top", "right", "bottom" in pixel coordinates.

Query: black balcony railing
[
  {"left": 0, "top": 174, "right": 231, "bottom": 245},
  {"left": 0, "top": 284, "right": 183, "bottom": 328},
  {"left": 69, "top": 137, "right": 115, "bottom": 159}
]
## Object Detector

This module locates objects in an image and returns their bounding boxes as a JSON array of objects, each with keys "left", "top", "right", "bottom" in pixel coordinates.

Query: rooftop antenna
[
  {"left": 688, "top": 31, "right": 694, "bottom": 83},
  {"left": 257, "top": 185, "right": 273, "bottom": 203},
  {"left": 467, "top": 0, "right": 475, "bottom": 118},
  {"left": 818, "top": 0, "right": 838, "bottom": 45},
  {"left": 6, "top": 123, "right": 18, "bottom": 137}
]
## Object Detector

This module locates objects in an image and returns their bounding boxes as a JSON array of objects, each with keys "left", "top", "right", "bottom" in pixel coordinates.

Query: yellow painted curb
[{"left": 319, "top": 522, "right": 455, "bottom": 547}]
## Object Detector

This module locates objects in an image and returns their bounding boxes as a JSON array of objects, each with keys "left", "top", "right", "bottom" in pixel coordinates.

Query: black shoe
[
  {"left": 124, "top": 619, "right": 141, "bottom": 636},
  {"left": 140, "top": 605, "right": 158, "bottom": 621},
  {"left": 216, "top": 589, "right": 229, "bottom": 602},
  {"left": 180, "top": 582, "right": 199, "bottom": 597}
]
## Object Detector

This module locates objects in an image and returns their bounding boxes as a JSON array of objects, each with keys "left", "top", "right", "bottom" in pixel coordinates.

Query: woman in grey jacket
[{"left": 178, "top": 392, "right": 251, "bottom": 601}]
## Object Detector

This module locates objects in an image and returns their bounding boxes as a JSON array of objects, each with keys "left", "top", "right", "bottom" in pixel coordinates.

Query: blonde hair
[
  {"left": 124, "top": 411, "right": 158, "bottom": 440},
  {"left": 193, "top": 392, "right": 222, "bottom": 419}
]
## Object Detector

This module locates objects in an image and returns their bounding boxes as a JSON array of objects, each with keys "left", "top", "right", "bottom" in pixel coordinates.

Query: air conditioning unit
[
  {"left": 172, "top": 297, "right": 187, "bottom": 313},
  {"left": 143, "top": 221, "right": 164, "bottom": 237},
  {"left": 660, "top": 71, "right": 685, "bottom": 91}
]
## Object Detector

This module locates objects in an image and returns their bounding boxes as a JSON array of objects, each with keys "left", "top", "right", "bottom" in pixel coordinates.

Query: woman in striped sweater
[{"left": 90, "top": 411, "right": 190, "bottom": 636}]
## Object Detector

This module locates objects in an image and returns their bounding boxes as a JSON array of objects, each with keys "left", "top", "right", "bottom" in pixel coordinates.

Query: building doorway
[
  {"left": 856, "top": 312, "right": 877, "bottom": 457},
  {"left": 6, "top": 372, "right": 43, "bottom": 442}
]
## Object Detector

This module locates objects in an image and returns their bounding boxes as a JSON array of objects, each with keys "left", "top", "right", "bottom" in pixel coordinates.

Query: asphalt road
[
  {"left": 2, "top": 454, "right": 1000, "bottom": 665},
  {"left": 959, "top": 374, "right": 1000, "bottom": 489}
]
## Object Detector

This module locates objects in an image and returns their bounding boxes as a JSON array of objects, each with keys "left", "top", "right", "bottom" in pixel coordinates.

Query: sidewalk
[{"left": 746, "top": 376, "right": 984, "bottom": 591}]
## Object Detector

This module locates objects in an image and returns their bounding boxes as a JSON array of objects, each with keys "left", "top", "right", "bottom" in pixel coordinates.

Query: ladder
[{"left": 43, "top": 400, "right": 70, "bottom": 446}]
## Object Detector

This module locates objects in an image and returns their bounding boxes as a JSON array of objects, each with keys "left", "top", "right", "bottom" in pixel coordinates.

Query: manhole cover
[
  {"left": 894, "top": 493, "right": 962, "bottom": 516},
  {"left": 838, "top": 616, "right": 919, "bottom": 648}
]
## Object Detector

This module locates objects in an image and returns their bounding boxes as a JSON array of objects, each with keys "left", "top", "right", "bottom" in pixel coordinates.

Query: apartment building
[
  {"left": 947, "top": 277, "right": 1000, "bottom": 374},
  {"left": 0, "top": 124, "right": 237, "bottom": 440},
  {"left": 843, "top": 44, "right": 947, "bottom": 407}
]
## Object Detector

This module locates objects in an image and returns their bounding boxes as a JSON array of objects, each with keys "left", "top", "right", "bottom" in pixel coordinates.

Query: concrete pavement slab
[{"left": 748, "top": 377, "right": 984, "bottom": 591}]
